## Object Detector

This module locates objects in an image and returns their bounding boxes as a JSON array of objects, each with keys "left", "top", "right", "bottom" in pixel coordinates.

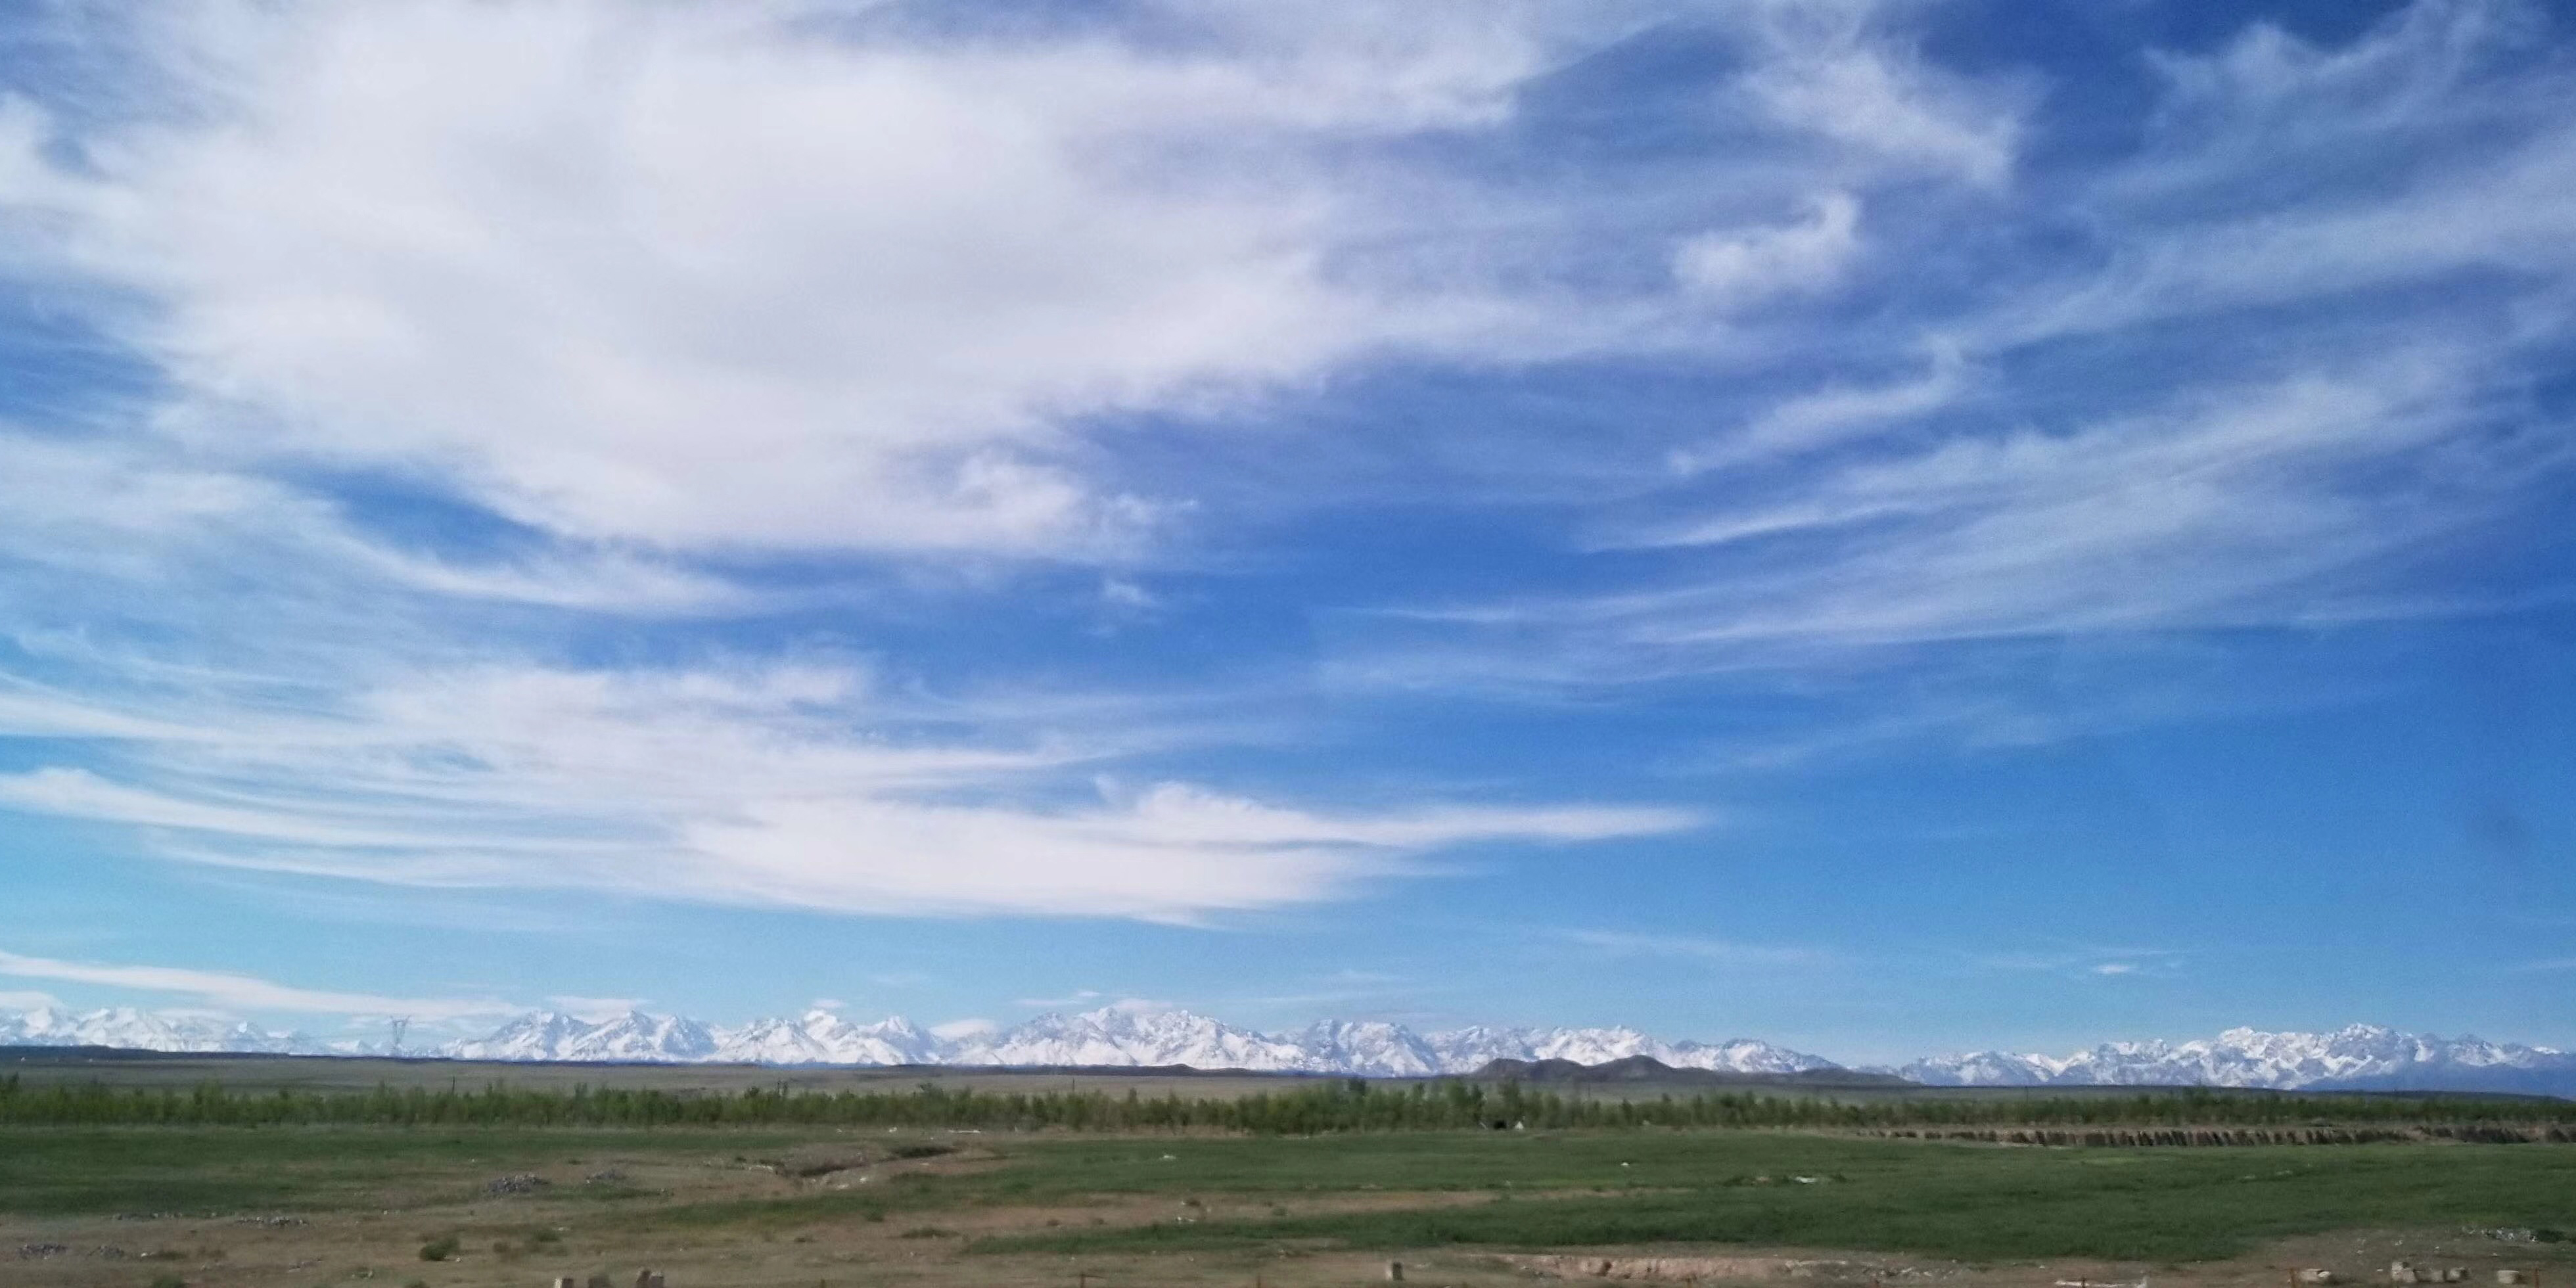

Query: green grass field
[
  {"left": 7, "top": 1125, "right": 2571, "bottom": 1266},
  {"left": 967, "top": 1133, "right": 2576, "bottom": 1261}
]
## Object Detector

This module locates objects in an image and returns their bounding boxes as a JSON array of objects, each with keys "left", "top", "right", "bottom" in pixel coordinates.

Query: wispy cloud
[
  {"left": 1735, "top": 5, "right": 2022, "bottom": 188},
  {"left": 1673, "top": 193, "right": 1862, "bottom": 308},
  {"left": 1971, "top": 945, "right": 2186, "bottom": 980},
  {"left": 0, "top": 949, "right": 514, "bottom": 1019},
  {"left": 1554, "top": 928, "right": 1828, "bottom": 968},
  {"left": 1339, "top": 0, "right": 2576, "bottom": 692},
  {"left": 1012, "top": 990, "right": 1105, "bottom": 1009},
  {"left": 0, "top": 647, "right": 1699, "bottom": 921}
]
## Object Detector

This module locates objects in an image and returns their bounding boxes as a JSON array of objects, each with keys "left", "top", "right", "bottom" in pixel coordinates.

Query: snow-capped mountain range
[
  {"left": 4, "top": 1005, "right": 2569, "bottom": 1095},
  {"left": 439, "top": 1005, "right": 1835, "bottom": 1078},
  {"left": 1889, "top": 1024, "right": 2576, "bottom": 1096},
  {"left": 1, "top": 1006, "right": 346, "bottom": 1057}
]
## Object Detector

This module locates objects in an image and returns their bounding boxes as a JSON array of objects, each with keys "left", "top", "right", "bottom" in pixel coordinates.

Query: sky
[{"left": 0, "top": 0, "right": 2569, "bottom": 1065}]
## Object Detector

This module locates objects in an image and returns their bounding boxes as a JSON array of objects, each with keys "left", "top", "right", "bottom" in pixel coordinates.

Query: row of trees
[{"left": 1, "top": 1074, "right": 2569, "bottom": 1132}]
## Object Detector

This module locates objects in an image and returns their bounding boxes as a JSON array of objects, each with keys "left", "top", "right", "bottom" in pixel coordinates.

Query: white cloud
[
  {"left": 930, "top": 1017, "right": 996, "bottom": 1041},
  {"left": 1355, "top": 1, "right": 2576, "bottom": 691},
  {"left": 1972, "top": 945, "right": 2182, "bottom": 978},
  {"left": 0, "top": 428, "right": 741, "bottom": 616},
  {"left": 1737, "top": 9, "right": 2020, "bottom": 188},
  {"left": 0, "top": 1, "right": 2042, "bottom": 565},
  {"left": 1991, "top": 0, "right": 2576, "bottom": 346},
  {"left": 1672, "top": 192, "right": 1860, "bottom": 306},
  {"left": 1351, "top": 334, "right": 2562, "bottom": 692},
  {"left": 0, "top": 989, "right": 61, "bottom": 1010},
  {"left": 1636, "top": 355, "right": 2512, "bottom": 635},
  {"left": 0, "top": 948, "right": 513, "bottom": 1018},
  {"left": 0, "top": 658, "right": 1699, "bottom": 922},
  {"left": 1013, "top": 990, "right": 1104, "bottom": 1008},
  {"left": 1670, "top": 340, "right": 1966, "bottom": 474},
  {"left": 0, "top": 1, "right": 1628, "bottom": 557}
]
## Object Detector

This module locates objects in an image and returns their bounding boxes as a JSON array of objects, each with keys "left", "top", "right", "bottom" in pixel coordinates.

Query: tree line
[{"left": 3, "top": 1074, "right": 2571, "bottom": 1133}]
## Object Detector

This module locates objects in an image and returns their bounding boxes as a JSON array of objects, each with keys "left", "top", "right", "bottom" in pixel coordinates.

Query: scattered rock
[
  {"left": 2295, "top": 1271, "right": 2335, "bottom": 1285},
  {"left": 16, "top": 1243, "right": 68, "bottom": 1260},
  {"left": 486, "top": 1173, "right": 550, "bottom": 1195}
]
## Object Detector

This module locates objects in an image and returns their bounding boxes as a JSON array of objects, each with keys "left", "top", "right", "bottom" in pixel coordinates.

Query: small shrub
[
  {"left": 897, "top": 1226, "right": 959, "bottom": 1239},
  {"left": 889, "top": 1143, "right": 956, "bottom": 1160},
  {"left": 418, "top": 1234, "right": 461, "bottom": 1262}
]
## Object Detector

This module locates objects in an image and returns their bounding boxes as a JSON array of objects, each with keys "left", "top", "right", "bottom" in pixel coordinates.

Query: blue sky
[{"left": 0, "top": 0, "right": 2569, "bottom": 1063}]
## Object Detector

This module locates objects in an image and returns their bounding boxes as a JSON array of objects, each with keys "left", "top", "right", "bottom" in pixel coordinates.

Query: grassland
[
  {"left": 3, "top": 1124, "right": 2573, "bottom": 1288},
  {"left": 3, "top": 1060, "right": 2572, "bottom": 1288}
]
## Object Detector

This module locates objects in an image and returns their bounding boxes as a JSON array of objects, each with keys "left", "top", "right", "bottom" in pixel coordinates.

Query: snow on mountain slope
[
  {"left": 948, "top": 1007, "right": 1314, "bottom": 1070},
  {"left": 720, "top": 1011, "right": 940, "bottom": 1066},
  {"left": 563, "top": 1011, "right": 722, "bottom": 1062},
  {"left": 1665, "top": 1037, "right": 1835, "bottom": 1075},
  {"left": 0, "top": 1005, "right": 326, "bottom": 1055},
  {"left": 1297, "top": 1020, "right": 1443, "bottom": 1076},
  {"left": 444, "top": 1011, "right": 597, "bottom": 1061},
  {"left": 1893, "top": 1024, "right": 2576, "bottom": 1093}
]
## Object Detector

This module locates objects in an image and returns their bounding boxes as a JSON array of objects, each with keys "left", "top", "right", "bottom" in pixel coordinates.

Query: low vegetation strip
[{"left": 3, "top": 1074, "right": 2570, "bottom": 1133}]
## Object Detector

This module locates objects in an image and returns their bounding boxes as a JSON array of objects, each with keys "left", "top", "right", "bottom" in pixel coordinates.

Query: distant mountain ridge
[
  {"left": 1885, "top": 1024, "right": 2576, "bottom": 1096},
  {"left": 438, "top": 1005, "right": 1838, "bottom": 1077},
  {"left": 3, "top": 1005, "right": 2569, "bottom": 1095}
]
